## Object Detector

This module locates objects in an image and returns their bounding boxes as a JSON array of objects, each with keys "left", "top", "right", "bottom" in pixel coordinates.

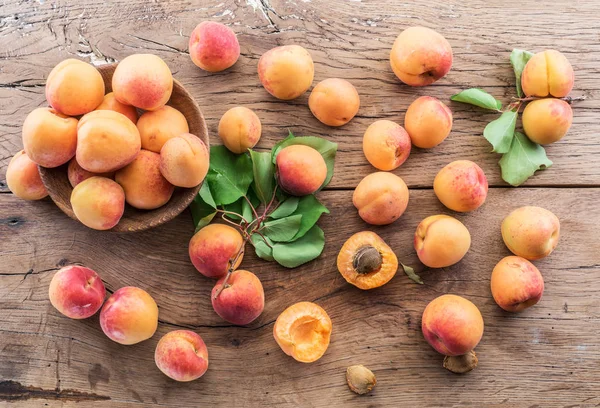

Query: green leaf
[
  {"left": 272, "top": 225, "right": 325, "bottom": 268},
  {"left": 268, "top": 197, "right": 299, "bottom": 219},
  {"left": 242, "top": 198, "right": 254, "bottom": 223},
  {"left": 190, "top": 183, "right": 217, "bottom": 231},
  {"left": 263, "top": 214, "right": 303, "bottom": 242},
  {"left": 222, "top": 197, "right": 244, "bottom": 221},
  {"left": 251, "top": 234, "right": 274, "bottom": 261},
  {"left": 198, "top": 181, "right": 216, "bottom": 208},
  {"left": 499, "top": 132, "right": 553, "bottom": 186},
  {"left": 249, "top": 150, "right": 275, "bottom": 204},
  {"left": 206, "top": 146, "right": 253, "bottom": 206},
  {"left": 510, "top": 49, "right": 534, "bottom": 98},
  {"left": 272, "top": 133, "right": 338, "bottom": 189},
  {"left": 194, "top": 212, "right": 216, "bottom": 233},
  {"left": 451, "top": 88, "right": 502, "bottom": 111},
  {"left": 483, "top": 110, "right": 518, "bottom": 153},
  {"left": 402, "top": 263, "right": 423, "bottom": 285},
  {"left": 290, "top": 195, "right": 329, "bottom": 240}
]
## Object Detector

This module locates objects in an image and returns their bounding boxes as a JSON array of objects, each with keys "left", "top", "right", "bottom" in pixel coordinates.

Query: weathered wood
[{"left": 1, "top": 189, "right": 599, "bottom": 407}]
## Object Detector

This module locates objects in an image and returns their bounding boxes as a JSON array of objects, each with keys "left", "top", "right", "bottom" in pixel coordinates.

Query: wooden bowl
[{"left": 39, "top": 63, "right": 209, "bottom": 232}]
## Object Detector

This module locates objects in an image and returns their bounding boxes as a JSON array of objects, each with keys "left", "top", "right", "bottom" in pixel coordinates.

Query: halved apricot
[
  {"left": 337, "top": 231, "right": 398, "bottom": 290},
  {"left": 273, "top": 302, "right": 332, "bottom": 363}
]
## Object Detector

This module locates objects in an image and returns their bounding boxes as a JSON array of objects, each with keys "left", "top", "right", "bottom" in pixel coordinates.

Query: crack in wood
[{"left": 0, "top": 380, "right": 110, "bottom": 402}]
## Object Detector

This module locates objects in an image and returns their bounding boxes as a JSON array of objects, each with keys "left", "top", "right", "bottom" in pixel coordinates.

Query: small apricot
[
  {"left": 49, "top": 265, "right": 106, "bottom": 319},
  {"left": 155, "top": 330, "right": 209, "bottom": 382},
  {"left": 276, "top": 145, "right": 327, "bottom": 196},
  {"left": 491, "top": 256, "right": 544, "bottom": 312},
  {"left": 414, "top": 215, "right": 471, "bottom": 268},
  {"left": 159, "top": 133, "right": 209, "bottom": 188},
  {"left": 70, "top": 177, "right": 125, "bottom": 230},
  {"left": 211, "top": 270, "right": 264, "bottom": 325},
  {"left": 362, "top": 120, "right": 411, "bottom": 171},
  {"left": 501, "top": 206, "right": 560, "bottom": 260},
  {"left": 189, "top": 224, "right": 244, "bottom": 279},
  {"left": 308, "top": 78, "right": 360, "bottom": 127},
  {"left": 521, "top": 50, "right": 574, "bottom": 98},
  {"left": 189, "top": 21, "right": 240, "bottom": 72},
  {"left": 67, "top": 158, "right": 114, "bottom": 188},
  {"left": 6, "top": 150, "right": 48, "bottom": 200},
  {"left": 522, "top": 98, "right": 573, "bottom": 145},
  {"left": 404, "top": 96, "right": 453, "bottom": 148},
  {"left": 337, "top": 231, "right": 398, "bottom": 290},
  {"left": 433, "top": 160, "right": 488, "bottom": 212},
  {"left": 273, "top": 301, "right": 332, "bottom": 363},
  {"left": 218, "top": 107, "right": 261, "bottom": 154},
  {"left": 95, "top": 92, "right": 139, "bottom": 124},
  {"left": 353, "top": 172, "right": 409, "bottom": 225},
  {"left": 137, "top": 105, "right": 189, "bottom": 153},
  {"left": 258, "top": 45, "right": 314, "bottom": 100}
]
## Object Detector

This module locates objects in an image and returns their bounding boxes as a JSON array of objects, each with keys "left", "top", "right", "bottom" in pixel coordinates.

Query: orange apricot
[
  {"left": 276, "top": 145, "right": 327, "bottom": 196},
  {"left": 258, "top": 45, "right": 314, "bottom": 100},
  {"left": 137, "top": 105, "right": 189, "bottom": 153},
  {"left": 362, "top": 120, "right": 411, "bottom": 171},
  {"left": 6, "top": 150, "right": 48, "bottom": 200},
  {"left": 218, "top": 107, "right": 261, "bottom": 154},
  {"left": 95, "top": 92, "right": 139, "bottom": 124},
  {"left": 522, "top": 98, "right": 573, "bottom": 145},
  {"left": 308, "top": 78, "right": 360, "bottom": 127},
  {"left": 189, "top": 21, "right": 240, "bottom": 72},
  {"left": 414, "top": 215, "right": 471, "bottom": 268},
  {"left": 70, "top": 177, "right": 125, "bottom": 231},
  {"left": 159, "top": 133, "right": 209, "bottom": 188},
  {"left": 189, "top": 224, "right": 244, "bottom": 279},
  {"left": 353, "top": 172, "right": 409, "bottom": 225},
  {"left": 67, "top": 158, "right": 114, "bottom": 188},
  {"left": 404, "top": 96, "right": 453, "bottom": 148},
  {"left": 433, "top": 160, "right": 488, "bottom": 212},
  {"left": 521, "top": 50, "right": 574, "bottom": 98}
]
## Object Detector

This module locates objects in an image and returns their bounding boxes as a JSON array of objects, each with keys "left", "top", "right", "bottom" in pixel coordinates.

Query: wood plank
[
  {"left": 1, "top": 188, "right": 598, "bottom": 407},
  {"left": 1, "top": 0, "right": 600, "bottom": 190}
]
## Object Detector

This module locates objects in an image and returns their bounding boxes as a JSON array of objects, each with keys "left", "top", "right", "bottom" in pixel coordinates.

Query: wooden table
[{"left": 1, "top": 0, "right": 599, "bottom": 406}]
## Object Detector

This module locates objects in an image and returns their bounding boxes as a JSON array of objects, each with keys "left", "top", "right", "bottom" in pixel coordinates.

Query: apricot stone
[
  {"left": 276, "top": 145, "right": 327, "bottom": 196},
  {"left": 22, "top": 107, "right": 78, "bottom": 168},
  {"left": 189, "top": 224, "right": 244, "bottom": 279},
  {"left": 434, "top": 160, "right": 488, "bottom": 212},
  {"left": 6, "top": 150, "right": 48, "bottom": 200},
  {"left": 352, "top": 172, "right": 409, "bottom": 225},
  {"left": 70, "top": 177, "right": 125, "bottom": 230},
  {"left": 521, "top": 50, "right": 574, "bottom": 98},
  {"left": 46, "top": 59, "right": 105, "bottom": 116},
  {"left": 258, "top": 45, "right": 314, "bottom": 100},
  {"left": 362, "top": 120, "right": 411, "bottom": 171},
  {"left": 405, "top": 96, "right": 453, "bottom": 148},
  {"left": 414, "top": 215, "right": 471, "bottom": 268},
  {"left": 49, "top": 265, "right": 106, "bottom": 319},
  {"left": 95, "top": 92, "right": 139, "bottom": 124},
  {"left": 160, "top": 133, "right": 209, "bottom": 188},
  {"left": 308, "top": 78, "right": 360, "bottom": 127},
  {"left": 137, "top": 105, "right": 189, "bottom": 153},
  {"left": 211, "top": 270, "right": 265, "bottom": 326},
  {"left": 155, "top": 330, "right": 209, "bottom": 382},
  {"left": 522, "top": 98, "right": 573, "bottom": 145},
  {"left": 189, "top": 21, "right": 240, "bottom": 72},
  {"left": 218, "top": 107, "right": 261, "bottom": 154},
  {"left": 491, "top": 256, "right": 544, "bottom": 312},
  {"left": 501, "top": 206, "right": 560, "bottom": 260},
  {"left": 67, "top": 158, "right": 114, "bottom": 188}
]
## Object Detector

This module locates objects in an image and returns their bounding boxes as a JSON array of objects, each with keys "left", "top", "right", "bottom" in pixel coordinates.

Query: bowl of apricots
[{"left": 31, "top": 55, "right": 209, "bottom": 232}]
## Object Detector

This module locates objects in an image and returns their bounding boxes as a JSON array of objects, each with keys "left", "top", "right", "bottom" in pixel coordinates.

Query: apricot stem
[
  {"left": 216, "top": 209, "right": 249, "bottom": 225},
  {"left": 244, "top": 194, "right": 261, "bottom": 221},
  {"left": 352, "top": 246, "right": 382, "bottom": 274},
  {"left": 213, "top": 236, "right": 249, "bottom": 300},
  {"left": 254, "top": 231, "right": 273, "bottom": 249}
]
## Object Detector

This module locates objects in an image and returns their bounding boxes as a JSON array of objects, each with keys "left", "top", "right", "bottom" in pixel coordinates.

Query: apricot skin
[
  {"left": 112, "top": 54, "right": 173, "bottom": 111},
  {"left": 189, "top": 21, "right": 240, "bottom": 72},
  {"left": 501, "top": 206, "right": 560, "bottom": 260},
  {"left": 522, "top": 98, "right": 573, "bottom": 145},
  {"left": 491, "top": 256, "right": 544, "bottom": 312},
  {"left": 258, "top": 45, "right": 314, "bottom": 100},
  {"left": 422, "top": 294, "right": 484, "bottom": 356},
  {"left": 353, "top": 172, "right": 409, "bottom": 225},
  {"left": 137, "top": 105, "right": 189, "bottom": 153},
  {"left": 67, "top": 158, "right": 114, "bottom": 188},
  {"left": 70, "top": 177, "right": 125, "bottom": 231},
  {"left": 405, "top": 96, "right": 453, "bottom": 148},
  {"left": 308, "top": 78, "right": 360, "bottom": 127},
  {"left": 6, "top": 150, "right": 48, "bottom": 200},
  {"left": 276, "top": 145, "right": 327, "bottom": 196},
  {"left": 46, "top": 59, "right": 105, "bottom": 116},
  {"left": 211, "top": 270, "right": 265, "bottom": 325},
  {"left": 521, "top": 50, "right": 574, "bottom": 98},
  {"left": 160, "top": 133, "right": 209, "bottom": 188},
  {"left": 434, "top": 160, "right": 488, "bottom": 212},
  {"left": 414, "top": 215, "right": 471, "bottom": 268},
  {"left": 48, "top": 265, "right": 106, "bottom": 319},
  {"left": 22, "top": 107, "right": 78, "bottom": 168},
  {"left": 362, "top": 120, "right": 411, "bottom": 171},
  {"left": 95, "top": 92, "right": 139, "bottom": 124},
  {"left": 155, "top": 330, "right": 209, "bottom": 382},
  {"left": 189, "top": 224, "right": 244, "bottom": 279},
  {"left": 218, "top": 107, "right": 261, "bottom": 154}
]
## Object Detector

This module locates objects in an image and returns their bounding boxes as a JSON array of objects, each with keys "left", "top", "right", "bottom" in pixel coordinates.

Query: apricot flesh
[
  {"left": 70, "top": 177, "right": 125, "bottom": 230},
  {"left": 189, "top": 21, "right": 240, "bottom": 72},
  {"left": 95, "top": 92, "right": 139, "bottom": 124},
  {"left": 218, "top": 107, "right": 261, "bottom": 154},
  {"left": 189, "top": 224, "right": 244, "bottom": 279},
  {"left": 353, "top": 172, "right": 409, "bottom": 225},
  {"left": 434, "top": 160, "right": 488, "bottom": 212},
  {"left": 521, "top": 50, "right": 574, "bottom": 98},
  {"left": 414, "top": 215, "right": 471, "bottom": 268},
  {"left": 491, "top": 256, "right": 544, "bottom": 312},
  {"left": 137, "top": 105, "right": 189, "bottom": 153},
  {"left": 6, "top": 150, "right": 48, "bottom": 200},
  {"left": 48, "top": 265, "right": 106, "bottom": 319},
  {"left": 405, "top": 96, "right": 453, "bottom": 148},
  {"left": 211, "top": 270, "right": 265, "bottom": 325},
  {"left": 155, "top": 330, "right": 209, "bottom": 382},
  {"left": 159, "top": 133, "right": 209, "bottom": 188},
  {"left": 362, "top": 120, "right": 411, "bottom": 171},
  {"left": 276, "top": 145, "right": 327, "bottom": 196},
  {"left": 522, "top": 98, "right": 573, "bottom": 145},
  {"left": 308, "top": 78, "right": 360, "bottom": 127},
  {"left": 501, "top": 206, "right": 560, "bottom": 260},
  {"left": 258, "top": 45, "right": 314, "bottom": 100}
]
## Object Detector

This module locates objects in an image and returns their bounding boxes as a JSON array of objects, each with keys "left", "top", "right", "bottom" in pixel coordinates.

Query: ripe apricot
[
  {"left": 521, "top": 50, "right": 574, "bottom": 98},
  {"left": 70, "top": 177, "right": 125, "bottom": 230},
  {"left": 155, "top": 330, "right": 209, "bottom": 382},
  {"left": 276, "top": 145, "right": 327, "bottom": 196},
  {"left": 404, "top": 96, "right": 453, "bottom": 148},
  {"left": 49, "top": 265, "right": 106, "bottom": 319},
  {"left": 501, "top": 206, "right": 560, "bottom": 260},
  {"left": 137, "top": 105, "right": 189, "bottom": 153},
  {"left": 414, "top": 215, "right": 470, "bottom": 268},
  {"left": 522, "top": 98, "right": 573, "bottom": 145},
  {"left": 189, "top": 224, "right": 244, "bottom": 279},
  {"left": 218, "top": 107, "right": 261, "bottom": 154},
  {"left": 491, "top": 256, "right": 544, "bottom": 312},
  {"left": 6, "top": 150, "right": 48, "bottom": 200},
  {"left": 160, "top": 133, "right": 209, "bottom": 188},
  {"left": 211, "top": 270, "right": 264, "bottom": 325},
  {"left": 337, "top": 231, "right": 398, "bottom": 290},
  {"left": 258, "top": 45, "right": 314, "bottom": 100},
  {"left": 189, "top": 21, "right": 240, "bottom": 72},
  {"left": 273, "top": 301, "right": 332, "bottom": 363},
  {"left": 362, "top": 120, "right": 411, "bottom": 171},
  {"left": 308, "top": 78, "right": 360, "bottom": 127},
  {"left": 353, "top": 172, "right": 409, "bottom": 225},
  {"left": 95, "top": 92, "right": 139, "bottom": 124},
  {"left": 433, "top": 160, "right": 488, "bottom": 212},
  {"left": 67, "top": 158, "right": 114, "bottom": 188}
]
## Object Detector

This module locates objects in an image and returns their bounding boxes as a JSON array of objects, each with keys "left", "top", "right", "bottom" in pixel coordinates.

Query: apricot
[
  {"left": 76, "top": 110, "right": 141, "bottom": 173},
  {"left": 390, "top": 26, "right": 453, "bottom": 87},
  {"left": 95, "top": 92, "right": 139, "bottom": 124},
  {"left": 422, "top": 294, "right": 484, "bottom": 356},
  {"left": 67, "top": 158, "right": 114, "bottom": 188},
  {"left": 112, "top": 54, "right": 173, "bottom": 111},
  {"left": 137, "top": 105, "right": 189, "bottom": 153},
  {"left": 48, "top": 265, "right": 106, "bottom": 319},
  {"left": 46, "top": 59, "right": 105, "bottom": 116},
  {"left": 100, "top": 286, "right": 158, "bottom": 345},
  {"left": 258, "top": 45, "right": 314, "bottom": 100},
  {"left": 115, "top": 150, "right": 174, "bottom": 210},
  {"left": 404, "top": 96, "right": 453, "bottom": 148},
  {"left": 70, "top": 177, "right": 125, "bottom": 230},
  {"left": 337, "top": 231, "right": 398, "bottom": 290},
  {"left": 276, "top": 145, "right": 327, "bottom": 196},
  {"left": 362, "top": 120, "right": 411, "bottom": 171},
  {"left": 189, "top": 224, "right": 244, "bottom": 279},
  {"left": 6, "top": 150, "right": 48, "bottom": 200},
  {"left": 352, "top": 172, "right": 409, "bottom": 225},
  {"left": 501, "top": 206, "right": 560, "bottom": 260},
  {"left": 434, "top": 160, "right": 488, "bottom": 212},
  {"left": 273, "top": 301, "right": 332, "bottom": 363},
  {"left": 155, "top": 330, "right": 209, "bottom": 382},
  {"left": 160, "top": 133, "right": 209, "bottom": 188},
  {"left": 308, "top": 78, "right": 360, "bottom": 127},
  {"left": 218, "top": 107, "right": 261, "bottom": 154},
  {"left": 491, "top": 256, "right": 544, "bottom": 312},
  {"left": 22, "top": 107, "right": 78, "bottom": 168},
  {"left": 189, "top": 21, "right": 240, "bottom": 72},
  {"left": 521, "top": 50, "right": 574, "bottom": 98},
  {"left": 414, "top": 215, "right": 471, "bottom": 268},
  {"left": 522, "top": 98, "right": 573, "bottom": 145},
  {"left": 211, "top": 270, "right": 264, "bottom": 325}
]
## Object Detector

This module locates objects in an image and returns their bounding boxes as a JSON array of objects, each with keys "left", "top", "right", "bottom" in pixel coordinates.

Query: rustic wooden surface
[{"left": 1, "top": 0, "right": 599, "bottom": 407}]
